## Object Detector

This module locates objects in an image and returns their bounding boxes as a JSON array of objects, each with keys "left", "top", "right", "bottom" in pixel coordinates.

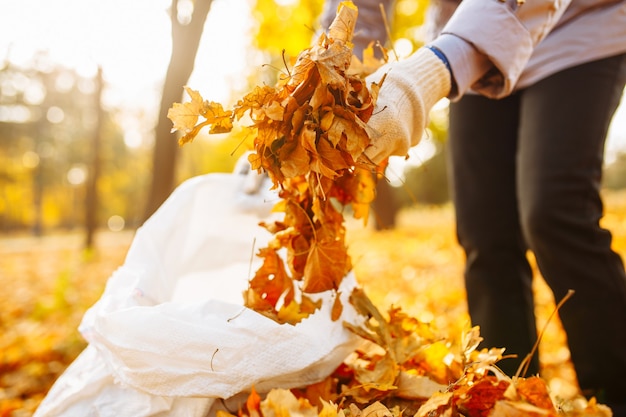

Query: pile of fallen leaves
[{"left": 168, "top": 2, "right": 613, "bottom": 416}]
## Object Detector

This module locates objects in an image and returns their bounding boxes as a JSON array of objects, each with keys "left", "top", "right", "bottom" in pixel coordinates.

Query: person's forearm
[{"left": 437, "top": 0, "right": 573, "bottom": 98}]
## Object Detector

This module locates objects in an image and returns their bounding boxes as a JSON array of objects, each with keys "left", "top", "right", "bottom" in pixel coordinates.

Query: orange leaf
[
  {"left": 331, "top": 292, "right": 343, "bottom": 322},
  {"left": 515, "top": 376, "right": 555, "bottom": 410},
  {"left": 246, "top": 386, "right": 262, "bottom": 417},
  {"left": 244, "top": 247, "right": 293, "bottom": 316},
  {"left": 278, "top": 139, "right": 310, "bottom": 179},
  {"left": 457, "top": 376, "right": 510, "bottom": 417},
  {"left": 303, "top": 237, "right": 349, "bottom": 293}
]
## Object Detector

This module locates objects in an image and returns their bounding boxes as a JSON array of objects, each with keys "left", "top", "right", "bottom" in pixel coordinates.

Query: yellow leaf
[
  {"left": 215, "top": 411, "right": 237, "bottom": 417},
  {"left": 167, "top": 87, "right": 233, "bottom": 144},
  {"left": 167, "top": 86, "right": 206, "bottom": 135},
  {"left": 260, "top": 389, "right": 318, "bottom": 417},
  {"left": 319, "top": 399, "right": 341, "bottom": 417},
  {"left": 395, "top": 372, "right": 447, "bottom": 400},
  {"left": 277, "top": 297, "right": 321, "bottom": 325},
  {"left": 203, "top": 101, "right": 233, "bottom": 134}
]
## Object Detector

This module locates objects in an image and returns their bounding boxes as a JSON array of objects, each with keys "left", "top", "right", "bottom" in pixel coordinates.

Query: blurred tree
[
  {"left": 84, "top": 67, "right": 103, "bottom": 249},
  {"left": 0, "top": 57, "right": 138, "bottom": 234},
  {"left": 143, "top": 0, "right": 214, "bottom": 222},
  {"left": 0, "top": 57, "right": 93, "bottom": 233}
]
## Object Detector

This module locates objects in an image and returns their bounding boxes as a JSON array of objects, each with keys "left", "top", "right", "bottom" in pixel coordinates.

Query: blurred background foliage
[{"left": 1, "top": 0, "right": 625, "bottom": 239}]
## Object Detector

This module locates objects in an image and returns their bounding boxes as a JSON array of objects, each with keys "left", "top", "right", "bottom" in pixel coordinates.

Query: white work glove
[{"left": 364, "top": 47, "right": 452, "bottom": 165}]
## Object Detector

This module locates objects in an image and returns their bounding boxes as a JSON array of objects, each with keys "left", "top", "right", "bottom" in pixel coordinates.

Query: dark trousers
[{"left": 447, "top": 53, "right": 626, "bottom": 403}]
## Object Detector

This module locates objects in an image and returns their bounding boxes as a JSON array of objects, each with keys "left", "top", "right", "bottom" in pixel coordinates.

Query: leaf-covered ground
[{"left": 1, "top": 190, "right": 625, "bottom": 415}]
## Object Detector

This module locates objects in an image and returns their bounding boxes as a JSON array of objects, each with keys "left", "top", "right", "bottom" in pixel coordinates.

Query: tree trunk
[
  {"left": 85, "top": 67, "right": 104, "bottom": 249},
  {"left": 143, "top": 0, "right": 213, "bottom": 221}
]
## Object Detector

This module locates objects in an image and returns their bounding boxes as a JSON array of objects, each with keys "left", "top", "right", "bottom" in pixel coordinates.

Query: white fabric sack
[{"left": 34, "top": 172, "right": 363, "bottom": 417}]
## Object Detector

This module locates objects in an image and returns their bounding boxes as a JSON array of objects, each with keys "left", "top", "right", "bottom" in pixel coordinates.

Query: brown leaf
[
  {"left": 303, "top": 236, "right": 349, "bottom": 293},
  {"left": 278, "top": 139, "right": 310, "bottom": 179},
  {"left": 314, "top": 42, "right": 352, "bottom": 88},
  {"left": 316, "top": 138, "right": 351, "bottom": 178},
  {"left": 331, "top": 292, "right": 343, "bottom": 322}
]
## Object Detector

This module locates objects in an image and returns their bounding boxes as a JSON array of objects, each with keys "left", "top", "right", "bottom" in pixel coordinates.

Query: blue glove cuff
[{"left": 424, "top": 45, "right": 452, "bottom": 74}]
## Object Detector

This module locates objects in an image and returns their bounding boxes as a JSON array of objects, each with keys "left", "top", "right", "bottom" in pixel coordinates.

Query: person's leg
[
  {"left": 517, "top": 53, "right": 626, "bottom": 406},
  {"left": 448, "top": 94, "right": 539, "bottom": 377}
]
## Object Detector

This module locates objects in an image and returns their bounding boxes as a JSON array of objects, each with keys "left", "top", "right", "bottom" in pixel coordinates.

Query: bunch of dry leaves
[{"left": 168, "top": 2, "right": 613, "bottom": 416}]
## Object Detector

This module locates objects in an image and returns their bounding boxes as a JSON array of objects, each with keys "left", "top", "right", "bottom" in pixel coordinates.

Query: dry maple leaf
[
  {"left": 260, "top": 389, "right": 320, "bottom": 417},
  {"left": 168, "top": 86, "right": 233, "bottom": 144},
  {"left": 456, "top": 376, "right": 510, "bottom": 417},
  {"left": 512, "top": 376, "right": 555, "bottom": 410}
]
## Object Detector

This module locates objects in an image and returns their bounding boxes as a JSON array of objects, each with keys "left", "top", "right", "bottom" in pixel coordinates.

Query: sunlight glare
[
  {"left": 67, "top": 164, "right": 87, "bottom": 186},
  {"left": 274, "top": 0, "right": 298, "bottom": 5},
  {"left": 124, "top": 129, "right": 143, "bottom": 149},
  {"left": 177, "top": 0, "right": 194, "bottom": 25},
  {"left": 46, "top": 106, "right": 65, "bottom": 124},
  {"left": 393, "top": 38, "right": 414, "bottom": 59},
  {"left": 107, "top": 215, "right": 126, "bottom": 232}
]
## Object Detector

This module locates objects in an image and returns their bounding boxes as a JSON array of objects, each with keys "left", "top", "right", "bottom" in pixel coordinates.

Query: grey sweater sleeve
[
  {"left": 432, "top": 0, "right": 573, "bottom": 98},
  {"left": 429, "top": 34, "right": 491, "bottom": 100}
]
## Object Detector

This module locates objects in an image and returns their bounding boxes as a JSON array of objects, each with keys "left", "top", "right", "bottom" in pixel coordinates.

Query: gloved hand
[{"left": 363, "top": 47, "right": 452, "bottom": 165}]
